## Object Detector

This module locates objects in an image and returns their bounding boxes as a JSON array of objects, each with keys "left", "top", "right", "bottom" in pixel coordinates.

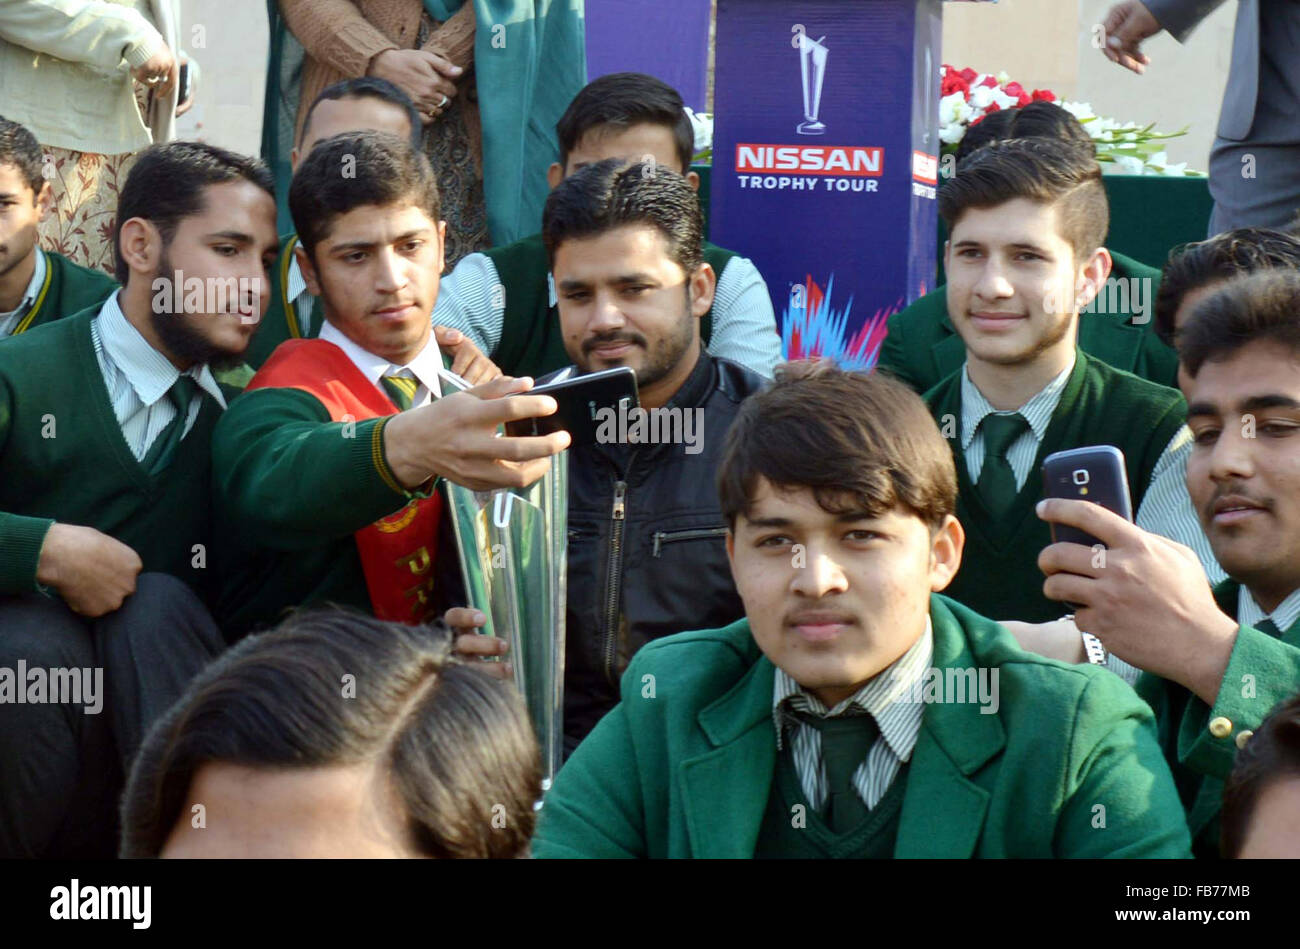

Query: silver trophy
[
  {"left": 797, "top": 33, "right": 829, "bottom": 135},
  {"left": 446, "top": 452, "right": 569, "bottom": 789}
]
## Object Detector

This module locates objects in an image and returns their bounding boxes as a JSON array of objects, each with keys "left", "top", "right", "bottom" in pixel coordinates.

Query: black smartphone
[
  {"left": 503, "top": 367, "right": 639, "bottom": 446},
  {"left": 178, "top": 62, "right": 191, "bottom": 105},
  {"left": 1040, "top": 446, "right": 1134, "bottom": 548}
]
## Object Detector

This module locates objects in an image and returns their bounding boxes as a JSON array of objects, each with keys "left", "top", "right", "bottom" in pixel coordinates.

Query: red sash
[{"left": 246, "top": 339, "right": 442, "bottom": 624}]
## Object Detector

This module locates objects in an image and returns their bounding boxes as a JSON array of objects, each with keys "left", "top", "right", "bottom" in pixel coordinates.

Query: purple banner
[
  {"left": 584, "top": 0, "right": 712, "bottom": 113},
  {"left": 709, "top": 0, "right": 942, "bottom": 370}
]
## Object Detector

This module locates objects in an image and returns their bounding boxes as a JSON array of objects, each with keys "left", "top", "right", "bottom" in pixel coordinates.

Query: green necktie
[
  {"left": 381, "top": 373, "right": 419, "bottom": 411},
  {"left": 976, "top": 412, "right": 1030, "bottom": 516},
  {"left": 798, "top": 711, "right": 878, "bottom": 832},
  {"left": 141, "top": 375, "right": 198, "bottom": 476}
]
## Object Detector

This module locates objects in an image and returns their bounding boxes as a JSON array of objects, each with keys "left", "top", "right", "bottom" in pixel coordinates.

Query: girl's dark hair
[
  {"left": 717, "top": 362, "right": 957, "bottom": 530},
  {"left": 120, "top": 609, "right": 541, "bottom": 859}
]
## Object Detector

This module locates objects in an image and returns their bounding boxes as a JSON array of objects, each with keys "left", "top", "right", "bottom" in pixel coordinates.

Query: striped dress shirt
[
  {"left": 958, "top": 357, "right": 1225, "bottom": 586},
  {"left": 772, "top": 619, "right": 932, "bottom": 811},
  {"left": 1238, "top": 584, "right": 1300, "bottom": 634},
  {"left": 0, "top": 248, "right": 45, "bottom": 339},
  {"left": 284, "top": 253, "right": 318, "bottom": 338},
  {"left": 431, "top": 249, "right": 782, "bottom": 378},
  {"left": 89, "top": 291, "right": 226, "bottom": 461}
]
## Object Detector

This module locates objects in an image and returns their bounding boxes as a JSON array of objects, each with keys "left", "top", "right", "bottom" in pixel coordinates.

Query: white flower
[
  {"left": 1059, "top": 100, "right": 1096, "bottom": 121},
  {"left": 684, "top": 108, "right": 713, "bottom": 152},
  {"left": 1112, "top": 155, "right": 1146, "bottom": 175},
  {"left": 1161, "top": 162, "right": 1188, "bottom": 176},
  {"left": 989, "top": 87, "right": 1019, "bottom": 111},
  {"left": 939, "top": 91, "right": 969, "bottom": 126},
  {"left": 969, "top": 85, "right": 995, "bottom": 110},
  {"left": 995, "top": 70, "right": 1011, "bottom": 85}
]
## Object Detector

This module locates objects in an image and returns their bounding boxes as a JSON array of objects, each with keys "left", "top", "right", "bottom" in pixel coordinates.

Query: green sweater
[
  {"left": 483, "top": 232, "right": 732, "bottom": 378},
  {"left": 533, "top": 593, "right": 1192, "bottom": 858},
  {"left": 924, "top": 351, "right": 1186, "bottom": 622},
  {"left": 877, "top": 251, "right": 1178, "bottom": 393},
  {"left": 1, "top": 250, "right": 117, "bottom": 339},
  {"left": 0, "top": 306, "right": 220, "bottom": 598},
  {"left": 1138, "top": 580, "right": 1300, "bottom": 858},
  {"left": 211, "top": 385, "right": 423, "bottom": 636}
]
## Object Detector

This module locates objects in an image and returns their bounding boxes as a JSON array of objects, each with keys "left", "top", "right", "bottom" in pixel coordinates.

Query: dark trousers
[{"left": 0, "top": 573, "right": 225, "bottom": 858}]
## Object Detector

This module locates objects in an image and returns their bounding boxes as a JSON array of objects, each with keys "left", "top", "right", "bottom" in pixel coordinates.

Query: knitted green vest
[
  {"left": 924, "top": 352, "right": 1186, "bottom": 622},
  {"left": 486, "top": 232, "right": 733, "bottom": 378},
  {"left": 753, "top": 751, "right": 909, "bottom": 858},
  {"left": 4, "top": 250, "right": 117, "bottom": 338},
  {"left": 0, "top": 306, "right": 219, "bottom": 599}
]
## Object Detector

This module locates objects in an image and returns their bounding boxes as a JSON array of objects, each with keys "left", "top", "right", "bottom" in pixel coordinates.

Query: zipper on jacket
[
  {"left": 652, "top": 526, "right": 729, "bottom": 558},
  {"left": 602, "top": 480, "right": 628, "bottom": 687}
]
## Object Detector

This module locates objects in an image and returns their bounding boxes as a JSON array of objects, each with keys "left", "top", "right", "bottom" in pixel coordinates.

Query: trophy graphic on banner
[
  {"left": 797, "top": 32, "right": 829, "bottom": 135},
  {"left": 446, "top": 453, "right": 569, "bottom": 789}
]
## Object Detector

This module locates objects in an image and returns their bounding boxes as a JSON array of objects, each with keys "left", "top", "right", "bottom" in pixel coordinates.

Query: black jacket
[{"left": 554, "top": 352, "right": 767, "bottom": 750}]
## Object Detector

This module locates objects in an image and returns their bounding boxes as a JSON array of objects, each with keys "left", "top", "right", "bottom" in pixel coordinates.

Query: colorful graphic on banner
[{"left": 710, "top": 0, "right": 942, "bottom": 368}]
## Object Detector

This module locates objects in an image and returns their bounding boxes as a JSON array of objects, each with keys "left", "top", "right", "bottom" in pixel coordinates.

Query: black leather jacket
[{"left": 555, "top": 352, "right": 767, "bottom": 750}]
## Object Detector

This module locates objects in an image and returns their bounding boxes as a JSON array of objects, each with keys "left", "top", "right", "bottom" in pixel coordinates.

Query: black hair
[
  {"left": 957, "top": 101, "right": 1094, "bottom": 164},
  {"left": 555, "top": 72, "right": 694, "bottom": 173},
  {"left": 299, "top": 77, "right": 422, "bottom": 152},
  {"left": 120, "top": 608, "right": 541, "bottom": 859},
  {"left": 1221, "top": 691, "right": 1300, "bottom": 857},
  {"left": 542, "top": 157, "right": 702, "bottom": 274},
  {"left": 939, "top": 137, "right": 1108, "bottom": 261},
  {"left": 0, "top": 115, "right": 45, "bottom": 195},
  {"left": 1154, "top": 228, "right": 1300, "bottom": 346},
  {"left": 113, "top": 141, "right": 274, "bottom": 284},
  {"left": 1178, "top": 270, "right": 1300, "bottom": 378},
  {"left": 289, "top": 130, "right": 440, "bottom": 260}
]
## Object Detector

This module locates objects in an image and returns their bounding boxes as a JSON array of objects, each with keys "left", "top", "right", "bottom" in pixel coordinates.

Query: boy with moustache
[
  {"left": 532, "top": 363, "right": 1191, "bottom": 858},
  {"left": 1038, "top": 271, "right": 1300, "bottom": 856}
]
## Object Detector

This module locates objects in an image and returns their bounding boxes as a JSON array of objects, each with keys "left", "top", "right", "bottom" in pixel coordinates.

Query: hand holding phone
[
  {"left": 503, "top": 367, "right": 639, "bottom": 446},
  {"left": 1041, "top": 446, "right": 1133, "bottom": 548}
]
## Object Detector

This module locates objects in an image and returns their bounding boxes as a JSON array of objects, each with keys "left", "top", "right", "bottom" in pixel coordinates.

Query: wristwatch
[{"left": 1080, "top": 630, "right": 1108, "bottom": 666}]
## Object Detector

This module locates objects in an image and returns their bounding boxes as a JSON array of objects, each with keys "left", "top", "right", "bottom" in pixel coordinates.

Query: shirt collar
[
  {"left": 0, "top": 248, "right": 47, "bottom": 322},
  {"left": 97, "top": 290, "right": 226, "bottom": 408},
  {"left": 960, "top": 352, "right": 1077, "bottom": 451},
  {"left": 1237, "top": 584, "right": 1300, "bottom": 635},
  {"left": 285, "top": 251, "right": 307, "bottom": 303},
  {"left": 318, "top": 319, "right": 444, "bottom": 400},
  {"left": 772, "top": 616, "right": 933, "bottom": 762}
]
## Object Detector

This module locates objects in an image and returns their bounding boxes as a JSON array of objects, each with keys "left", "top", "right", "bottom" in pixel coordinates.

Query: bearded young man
[{"left": 0, "top": 141, "right": 281, "bottom": 857}]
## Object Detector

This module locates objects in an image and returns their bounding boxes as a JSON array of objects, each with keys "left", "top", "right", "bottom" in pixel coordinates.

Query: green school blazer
[
  {"left": 876, "top": 251, "right": 1178, "bottom": 393},
  {"left": 533, "top": 593, "right": 1193, "bottom": 859}
]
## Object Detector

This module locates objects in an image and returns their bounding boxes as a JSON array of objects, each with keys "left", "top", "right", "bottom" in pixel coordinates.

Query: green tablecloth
[{"left": 692, "top": 163, "right": 1212, "bottom": 277}]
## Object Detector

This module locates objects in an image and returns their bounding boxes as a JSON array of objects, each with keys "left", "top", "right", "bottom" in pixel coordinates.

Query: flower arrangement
[
  {"left": 685, "top": 107, "right": 713, "bottom": 165},
  {"left": 940, "top": 64, "right": 1201, "bottom": 176}
]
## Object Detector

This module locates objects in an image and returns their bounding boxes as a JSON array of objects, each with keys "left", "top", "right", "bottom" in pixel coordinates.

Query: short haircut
[
  {"left": 542, "top": 157, "right": 702, "bottom": 275},
  {"left": 957, "top": 101, "right": 1094, "bottom": 164},
  {"left": 0, "top": 115, "right": 45, "bottom": 195},
  {"left": 555, "top": 72, "right": 694, "bottom": 173},
  {"left": 1154, "top": 228, "right": 1300, "bottom": 346},
  {"left": 1178, "top": 270, "right": 1300, "bottom": 378},
  {"left": 1221, "top": 691, "right": 1300, "bottom": 857},
  {"left": 120, "top": 609, "right": 541, "bottom": 859},
  {"left": 717, "top": 361, "right": 958, "bottom": 530},
  {"left": 299, "top": 77, "right": 421, "bottom": 151},
  {"left": 938, "top": 137, "right": 1109, "bottom": 262},
  {"left": 113, "top": 141, "right": 274, "bottom": 284},
  {"left": 289, "top": 130, "right": 441, "bottom": 261}
]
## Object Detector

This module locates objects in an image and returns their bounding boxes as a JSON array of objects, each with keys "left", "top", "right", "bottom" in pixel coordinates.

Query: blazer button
[
  {"left": 1209, "top": 716, "right": 1233, "bottom": 739},
  {"left": 1235, "top": 729, "right": 1254, "bottom": 750}
]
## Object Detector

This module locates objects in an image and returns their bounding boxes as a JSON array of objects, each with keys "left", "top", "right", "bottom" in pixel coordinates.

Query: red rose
[
  {"left": 1003, "top": 81, "right": 1026, "bottom": 98},
  {"left": 1032, "top": 89, "right": 1057, "bottom": 103},
  {"left": 959, "top": 67, "right": 977, "bottom": 82},
  {"left": 941, "top": 74, "right": 970, "bottom": 96},
  {"left": 985, "top": 103, "right": 1002, "bottom": 113},
  {"left": 1016, "top": 92, "right": 1032, "bottom": 107},
  {"left": 979, "top": 75, "right": 998, "bottom": 88},
  {"left": 969, "top": 114, "right": 986, "bottom": 127}
]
